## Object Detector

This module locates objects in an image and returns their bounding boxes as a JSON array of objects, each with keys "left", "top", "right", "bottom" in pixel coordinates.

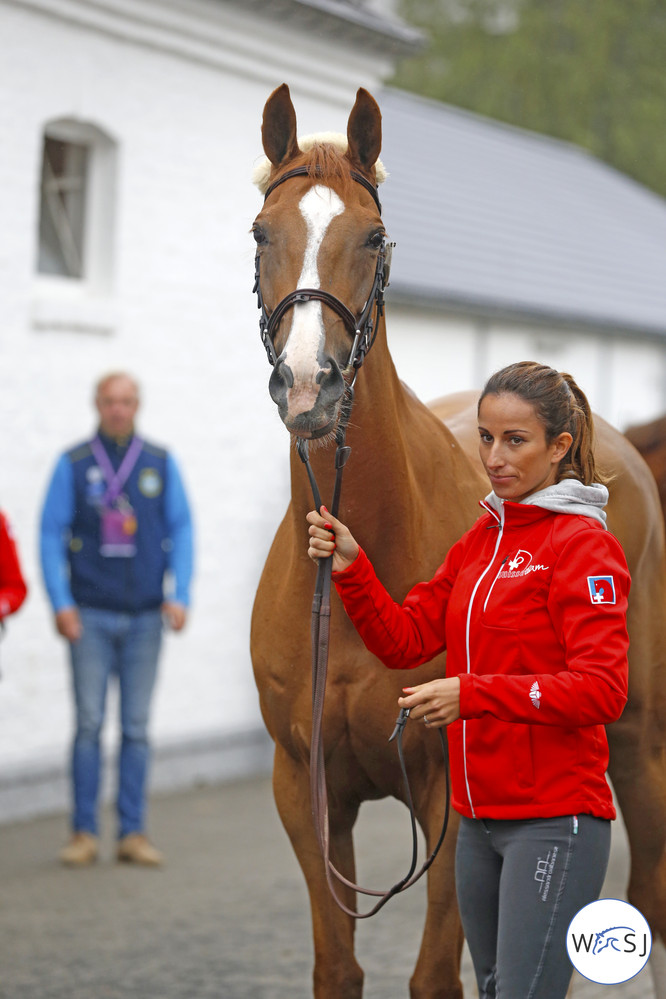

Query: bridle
[
  {"left": 253, "top": 165, "right": 393, "bottom": 375},
  {"left": 253, "top": 165, "right": 450, "bottom": 918}
]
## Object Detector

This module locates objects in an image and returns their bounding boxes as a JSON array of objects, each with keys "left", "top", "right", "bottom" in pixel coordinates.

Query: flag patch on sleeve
[{"left": 587, "top": 576, "right": 616, "bottom": 605}]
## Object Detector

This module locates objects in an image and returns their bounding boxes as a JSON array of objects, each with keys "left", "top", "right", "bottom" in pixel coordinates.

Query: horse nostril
[
  {"left": 317, "top": 359, "right": 344, "bottom": 393},
  {"left": 268, "top": 358, "right": 294, "bottom": 404}
]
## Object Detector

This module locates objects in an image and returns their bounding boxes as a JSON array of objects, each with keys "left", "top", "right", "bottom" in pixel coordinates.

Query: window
[
  {"left": 37, "top": 136, "right": 89, "bottom": 279},
  {"left": 33, "top": 119, "right": 118, "bottom": 333}
]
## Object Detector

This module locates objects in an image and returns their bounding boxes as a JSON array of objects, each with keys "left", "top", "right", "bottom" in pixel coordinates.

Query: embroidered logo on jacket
[
  {"left": 530, "top": 680, "right": 542, "bottom": 709},
  {"left": 499, "top": 550, "right": 550, "bottom": 578},
  {"left": 139, "top": 468, "right": 163, "bottom": 498},
  {"left": 587, "top": 576, "right": 616, "bottom": 605}
]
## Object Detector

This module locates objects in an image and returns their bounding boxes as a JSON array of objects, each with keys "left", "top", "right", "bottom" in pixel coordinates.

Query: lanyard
[{"left": 90, "top": 435, "right": 143, "bottom": 507}]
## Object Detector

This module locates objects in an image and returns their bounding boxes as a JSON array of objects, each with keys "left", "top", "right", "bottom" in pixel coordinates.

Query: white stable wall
[
  {"left": 386, "top": 302, "right": 666, "bottom": 430},
  {"left": 0, "top": 0, "right": 397, "bottom": 817}
]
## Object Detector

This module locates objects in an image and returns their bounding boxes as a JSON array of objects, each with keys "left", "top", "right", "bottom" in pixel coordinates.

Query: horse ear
[
  {"left": 346, "top": 88, "right": 382, "bottom": 176},
  {"left": 262, "top": 84, "right": 301, "bottom": 167}
]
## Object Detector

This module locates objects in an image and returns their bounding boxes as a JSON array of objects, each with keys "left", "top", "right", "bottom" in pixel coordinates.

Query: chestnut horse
[
  {"left": 625, "top": 413, "right": 666, "bottom": 527},
  {"left": 250, "top": 85, "right": 666, "bottom": 997}
]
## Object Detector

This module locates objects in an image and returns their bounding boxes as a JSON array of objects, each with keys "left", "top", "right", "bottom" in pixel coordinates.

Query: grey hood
[{"left": 484, "top": 480, "right": 609, "bottom": 528}]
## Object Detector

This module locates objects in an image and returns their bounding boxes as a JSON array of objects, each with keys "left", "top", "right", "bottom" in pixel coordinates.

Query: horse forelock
[{"left": 252, "top": 132, "right": 387, "bottom": 195}]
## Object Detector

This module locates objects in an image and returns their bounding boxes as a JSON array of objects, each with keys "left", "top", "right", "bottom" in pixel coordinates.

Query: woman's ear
[{"left": 552, "top": 431, "right": 574, "bottom": 462}]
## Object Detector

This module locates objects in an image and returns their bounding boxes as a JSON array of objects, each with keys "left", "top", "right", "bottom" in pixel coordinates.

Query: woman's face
[{"left": 478, "top": 392, "right": 573, "bottom": 503}]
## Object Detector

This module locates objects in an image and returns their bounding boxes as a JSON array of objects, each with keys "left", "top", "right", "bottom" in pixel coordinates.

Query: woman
[
  {"left": 0, "top": 510, "right": 27, "bottom": 623},
  {"left": 0, "top": 508, "right": 28, "bottom": 679},
  {"left": 307, "top": 361, "right": 630, "bottom": 999}
]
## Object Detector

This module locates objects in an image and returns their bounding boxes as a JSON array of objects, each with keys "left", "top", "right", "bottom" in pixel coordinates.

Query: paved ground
[{"left": 0, "top": 775, "right": 657, "bottom": 998}]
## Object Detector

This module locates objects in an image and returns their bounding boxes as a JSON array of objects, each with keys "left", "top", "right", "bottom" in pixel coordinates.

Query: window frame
[{"left": 32, "top": 118, "right": 118, "bottom": 334}]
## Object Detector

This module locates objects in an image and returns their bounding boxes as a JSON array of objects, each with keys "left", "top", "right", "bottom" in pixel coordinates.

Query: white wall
[
  {"left": 387, "top": 302, "right": 666, "bottom": 430},
  {"left": 0, "top": 0, "right": 397, "bottom": 810}
]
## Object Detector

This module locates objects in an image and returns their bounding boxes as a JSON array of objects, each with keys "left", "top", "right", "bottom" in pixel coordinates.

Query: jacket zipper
[
  {"left": 483, "top": 557, "right": 508, "bottom": 612},
  {"left": 463, "top": 503, "right": 505, "bottom": 817}
]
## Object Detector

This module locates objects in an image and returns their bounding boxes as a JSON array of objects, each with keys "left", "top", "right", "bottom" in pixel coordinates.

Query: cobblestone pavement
[{"left": 0, "top": 776, "right": 656, "bottom": 998}]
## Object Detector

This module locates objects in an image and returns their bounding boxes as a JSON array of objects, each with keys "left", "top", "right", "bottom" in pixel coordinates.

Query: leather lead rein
[{"left": 297, "top": 397, "right": 451, "bottom": 920}]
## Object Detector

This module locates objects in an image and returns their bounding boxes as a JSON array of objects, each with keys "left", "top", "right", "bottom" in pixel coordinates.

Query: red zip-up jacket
[
  {"left": 332, "top": 498, "right": 630, "bottom": 821},
  {"left": 0, "top": 512, "right": 27, "bottom": 620}
]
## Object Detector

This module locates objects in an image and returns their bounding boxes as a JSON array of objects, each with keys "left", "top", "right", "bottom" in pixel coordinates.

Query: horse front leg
[
  {"left": 273, "top": 744, "right": 364, "bottom": 998},
  {"left": 410, "top": 778, "right": 464, "bottom": 999}
]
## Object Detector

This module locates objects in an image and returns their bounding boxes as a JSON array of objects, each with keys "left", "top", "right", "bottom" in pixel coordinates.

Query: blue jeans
[{"left": 69, "top": 607, "right": 163, "bottom": 838}]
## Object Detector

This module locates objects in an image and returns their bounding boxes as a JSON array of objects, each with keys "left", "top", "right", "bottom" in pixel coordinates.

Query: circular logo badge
[
  {"left": 567, "top": 898, "right": 651, "bottom": 984},
  {"left": 138, "top": 468, "right": 163, "bottom": 498}
]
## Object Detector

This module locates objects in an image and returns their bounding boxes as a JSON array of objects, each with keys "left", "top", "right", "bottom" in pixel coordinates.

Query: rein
[
  {"left": 255, "top": 166, "right": 451, "bottom": 918},
  {"left": 297, "top": 427, "right": 451, "bottom": 919}
]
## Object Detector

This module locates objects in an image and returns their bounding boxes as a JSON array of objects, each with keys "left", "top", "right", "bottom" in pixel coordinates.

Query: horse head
[{"left": 252, "top": 84, "right": 389, "bottom": 440}]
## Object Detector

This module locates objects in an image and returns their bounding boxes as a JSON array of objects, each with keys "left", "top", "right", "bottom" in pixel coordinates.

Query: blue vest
[{"left": 67, "top": 434, "right": 170, "bottom": 612}]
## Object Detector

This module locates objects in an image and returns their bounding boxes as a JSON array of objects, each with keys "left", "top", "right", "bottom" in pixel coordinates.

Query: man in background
[{"left": 40, "top": 372, "right": 193, "bottom": 866}]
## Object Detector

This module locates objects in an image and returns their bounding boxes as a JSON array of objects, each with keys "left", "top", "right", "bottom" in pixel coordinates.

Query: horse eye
[
  {"left": 252, "top": 226, "right": 267, "bottom": 246},
  {"left": 367, "top": 230, "right": 385, "bottom": 250}
]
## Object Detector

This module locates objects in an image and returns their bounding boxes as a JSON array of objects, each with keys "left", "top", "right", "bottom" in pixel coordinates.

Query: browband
[{"left": 263, "top": 165, "right": 382, "bottom": 214}]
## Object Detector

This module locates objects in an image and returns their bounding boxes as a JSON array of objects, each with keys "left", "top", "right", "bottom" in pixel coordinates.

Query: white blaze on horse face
[{"left": 283, "top": 185, "right": 344, "bottom": 418}]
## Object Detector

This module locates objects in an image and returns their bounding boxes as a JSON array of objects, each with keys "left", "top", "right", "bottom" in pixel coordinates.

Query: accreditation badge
[{"left": 100, "top": 498, "right": 138, "bottom": 557}]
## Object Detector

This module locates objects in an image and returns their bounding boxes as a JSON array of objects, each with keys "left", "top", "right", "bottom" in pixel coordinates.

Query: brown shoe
[
  {"left": 59, "top": 831, "right": 99, "bottom": 867},
  {"left": 116, "top": 833, "right": 164, "bottom": 866}
]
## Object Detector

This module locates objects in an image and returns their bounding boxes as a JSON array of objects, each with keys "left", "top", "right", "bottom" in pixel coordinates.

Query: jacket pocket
[
  {"left": 481, "top": 570, "right": 550, "bottom": 630},
  {"left": 510, "top": 723, "right": 535, "bottom": 789}
]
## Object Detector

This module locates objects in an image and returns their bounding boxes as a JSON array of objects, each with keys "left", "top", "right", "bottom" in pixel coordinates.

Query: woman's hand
[
  {"left": 398, "top": 678, "right": 461, "bottom": 728},
  {"left": 306, "top": 506, "right": 359, "bottom": 573}
]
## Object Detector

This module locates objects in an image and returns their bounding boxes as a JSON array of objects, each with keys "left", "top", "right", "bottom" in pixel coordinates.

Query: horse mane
[{"left": 252, "top": 132, "right": 387, "bottom": 195}]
